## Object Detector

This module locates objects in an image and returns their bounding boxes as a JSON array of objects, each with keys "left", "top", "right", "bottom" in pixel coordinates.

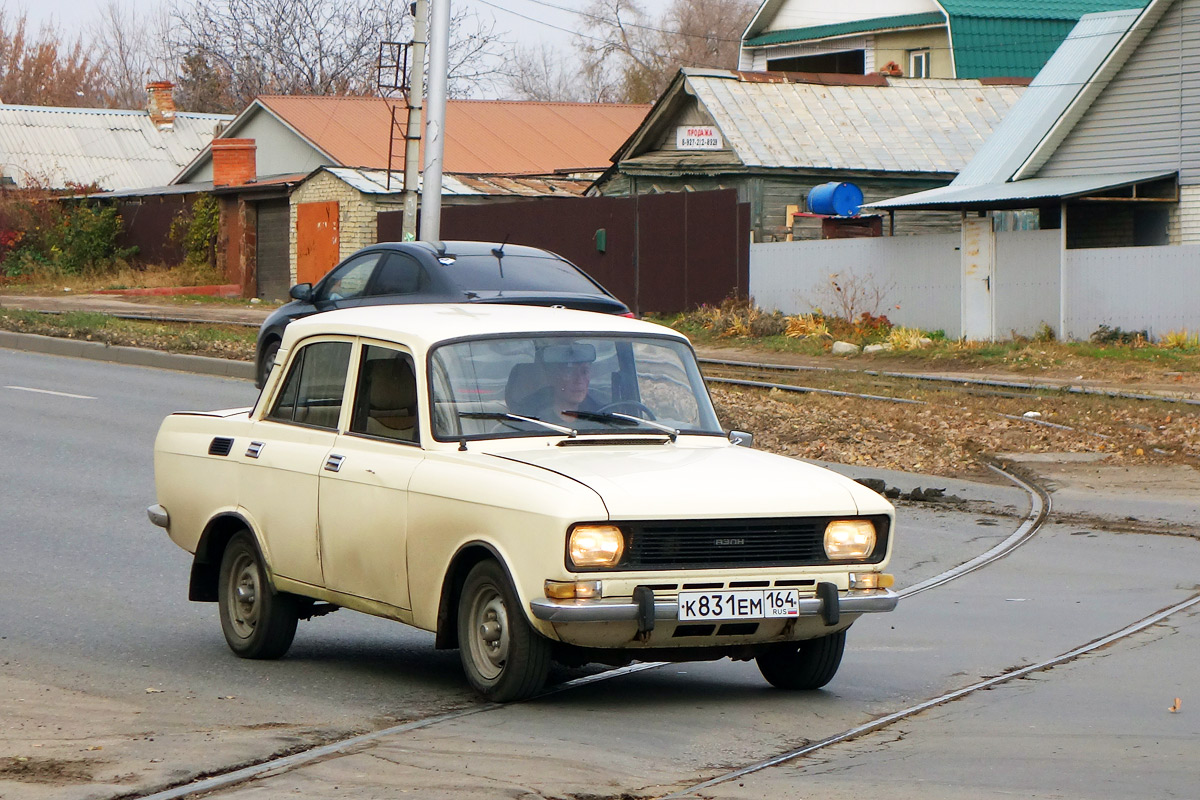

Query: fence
[
  {"left": 380, "top": 189, "right": 751, "bottom": 316},
  {"left": 750, "top": 232, "right": 1200, "bottom": 340}
]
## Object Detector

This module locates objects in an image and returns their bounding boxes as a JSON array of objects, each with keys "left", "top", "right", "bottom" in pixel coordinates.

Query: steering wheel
[{"left": 596, "top": 400, "right": 656, "bottom": 420}]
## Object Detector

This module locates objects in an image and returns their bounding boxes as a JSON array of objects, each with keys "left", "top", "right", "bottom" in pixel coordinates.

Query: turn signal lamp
[
  {"left": 824, "top": 519, "right": 877, "bottom": 559},
  {"left": 850, "top": 572, "right": 894, "bottom": 589},
  {"left": 568, "top": 524, "right": 625, "bottom": 568},
  {"left": 544, "top": 580, "right": 604, "bottom": 599}
]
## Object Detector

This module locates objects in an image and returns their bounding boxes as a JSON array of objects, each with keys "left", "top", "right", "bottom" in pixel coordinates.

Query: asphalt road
[{"left": 2, "top": 349, "right": 1198, "bottom": 800}]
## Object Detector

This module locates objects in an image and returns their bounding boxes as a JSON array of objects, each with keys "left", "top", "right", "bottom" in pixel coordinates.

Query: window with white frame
[{"left": 909, "top": 49, "right": 930, "bottom": 78}]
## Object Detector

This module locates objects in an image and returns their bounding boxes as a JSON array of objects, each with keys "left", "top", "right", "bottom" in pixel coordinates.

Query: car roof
[
  {"left": 376, "top": 240, "right": 569, "bottom": 259},
  {"left": 281, "top": 303, "right": 685, "bottom": 353}
]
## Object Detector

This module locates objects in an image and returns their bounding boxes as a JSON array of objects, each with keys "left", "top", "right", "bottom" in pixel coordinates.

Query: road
[{"left": 1, "top": 348, "right": 1198, "bottom": 799}]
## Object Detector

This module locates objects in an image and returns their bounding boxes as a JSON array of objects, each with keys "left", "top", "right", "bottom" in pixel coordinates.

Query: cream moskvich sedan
[{"left": 149, "top": 304, "right": 897, "bottom": 701}]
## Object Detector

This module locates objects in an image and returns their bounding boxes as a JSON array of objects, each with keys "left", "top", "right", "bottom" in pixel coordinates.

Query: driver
[{"left": 530, "top": 343, "right": 600, "bottom": 422}]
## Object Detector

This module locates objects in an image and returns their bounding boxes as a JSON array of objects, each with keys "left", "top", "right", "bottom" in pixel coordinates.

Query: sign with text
[{"left": 676, "top": 125, "right": 723, "bottom": 150}]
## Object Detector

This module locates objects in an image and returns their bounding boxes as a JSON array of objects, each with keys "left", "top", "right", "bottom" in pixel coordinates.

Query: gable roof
[
  {"left": 0, "top": 104, "right": 231, "bottom": 191},
  {"left": 177, "top": 96, "right": 650, "bottom": 183},
  {"left": 741, "top": 0, "right": 1149, "bottom": 78},
  {"left": 615, "top": 69, "right": 1025, "bottom": 176},
  {"left": 876, "top": 1, "right": 1178, "bottom": 208}
]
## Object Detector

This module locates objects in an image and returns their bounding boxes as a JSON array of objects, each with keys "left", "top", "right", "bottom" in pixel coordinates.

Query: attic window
[{"left": 909, "top": 49, "right": 930, "bottom": 79}]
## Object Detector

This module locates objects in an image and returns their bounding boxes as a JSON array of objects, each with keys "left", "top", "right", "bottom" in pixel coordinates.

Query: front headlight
[
  {"left": 824, "top": 519, "right": 876, "bottom": 559},
  {"left": 568, "top": 524, "right": 625, "bottom": 568}
]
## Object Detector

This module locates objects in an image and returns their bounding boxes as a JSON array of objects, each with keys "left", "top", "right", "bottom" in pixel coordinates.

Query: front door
[{"left": 318, "top": 346, "right": 423, "bottom": 610}]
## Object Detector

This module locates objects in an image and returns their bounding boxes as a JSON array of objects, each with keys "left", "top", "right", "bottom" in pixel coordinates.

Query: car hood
[{"left": 491, "top": 441, "right": 879, "bottom": 519}]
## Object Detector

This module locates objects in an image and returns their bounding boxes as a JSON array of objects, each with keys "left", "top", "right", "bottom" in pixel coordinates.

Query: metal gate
[{"left": 256, "top": 198, "right": 291, "bottom": 301}]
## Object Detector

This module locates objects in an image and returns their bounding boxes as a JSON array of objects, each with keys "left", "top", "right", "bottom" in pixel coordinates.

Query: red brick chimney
[
  {"left": 145, "top": 81, "right": 176, "bottom": 131},
  {"left": 212, "top": 139, "right": 257, "bottom": 187}
]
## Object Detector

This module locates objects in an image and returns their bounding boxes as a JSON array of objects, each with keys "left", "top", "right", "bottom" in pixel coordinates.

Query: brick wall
[{"left": 289, "top": 171, "right": 400, "bottom": 283}]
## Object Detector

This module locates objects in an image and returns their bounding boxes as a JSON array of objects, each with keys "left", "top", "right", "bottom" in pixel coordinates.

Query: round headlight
[
  {"left": 824, "top": 519, "right": 876, "bottom": 559},
  {"left": 569, "top": 524, "right": 625, "bottom": 568}
]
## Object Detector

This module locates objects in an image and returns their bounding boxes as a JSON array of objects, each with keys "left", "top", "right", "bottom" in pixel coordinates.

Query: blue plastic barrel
[{"left": 806, "top": 182, "right": 864, "bottom": 216}]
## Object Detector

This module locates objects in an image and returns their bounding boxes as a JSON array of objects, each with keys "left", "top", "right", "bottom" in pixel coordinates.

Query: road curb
[{"left": 0, "top": 330, "right": 255, "bottom": 380}]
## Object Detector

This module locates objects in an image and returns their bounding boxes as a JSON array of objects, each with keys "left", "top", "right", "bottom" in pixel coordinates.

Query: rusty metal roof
[
  {"left": 249, "top": 96, "right": 650, "bottom": 175},
  {"left": 0, "top": 103, "right": 231, "bottom": 191}
]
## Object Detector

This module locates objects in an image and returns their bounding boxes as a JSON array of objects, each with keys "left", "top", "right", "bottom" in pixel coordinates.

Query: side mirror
[
  {"left": 728, "top": 430, "right": 753, "bottom": 448},
  {"left": 289, "top": 283, "right": 313, "bottom": 302}
]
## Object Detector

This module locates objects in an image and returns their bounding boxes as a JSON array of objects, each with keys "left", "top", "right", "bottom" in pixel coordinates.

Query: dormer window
[{"left": 909, "top": 49, "right": 931, "bottom": 79}]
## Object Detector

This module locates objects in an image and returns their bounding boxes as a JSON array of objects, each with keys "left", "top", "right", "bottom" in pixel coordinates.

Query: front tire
[
  {"left": 756, "top": 629, "right": 846, "bottom": 690},
  {"left": 217, "top": 532, "right": 298, "bottom": 659},
  {"left": 257, "top": 338, "right": 281, "bottom": 388},
  {"left": 457, "top": 560, "right": 551, "bottom": 702}
]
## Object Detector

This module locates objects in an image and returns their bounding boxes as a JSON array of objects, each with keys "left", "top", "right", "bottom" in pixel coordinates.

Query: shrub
[
  {"left": 1090, "top": 324, "right": 1148, "bottom": 346},
  {"left": 0, "top": 183, "right": 136, "bottom": 277},
  {"left": 1160, "top": 329, "right": 1199, "bottom": 350},
  {"left": 170, "top": 194, "right": 219, "bottom": 267}
]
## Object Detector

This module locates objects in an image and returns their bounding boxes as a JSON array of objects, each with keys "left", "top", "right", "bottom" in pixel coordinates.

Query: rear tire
[
  {"left": 457, "top": 560, "right": 551, "bottom": 702},
  {"left": 756, "top": 629, "right": 846, "bottom": 690},
  {"left": 217, "top": 531, "right": 298, "bottom": 659}
]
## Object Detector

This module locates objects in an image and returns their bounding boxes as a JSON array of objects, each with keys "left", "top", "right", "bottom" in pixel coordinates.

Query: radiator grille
[{"left": 616, "top": 516, "right": 888, "bottom": 571}]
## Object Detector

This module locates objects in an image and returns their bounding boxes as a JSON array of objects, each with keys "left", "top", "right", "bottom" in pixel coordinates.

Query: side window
[
  {"left": 350, "top": 345, "right": 420, "bottom": 443},
  {"left": 266, "top": 341, "right": 352, "bottom": 430},
  {"left": 370, "top": 255, "right": 426, "bottom": 296},
  {"left": 314, "top": 252, "right": 384, "bottom": 302}
]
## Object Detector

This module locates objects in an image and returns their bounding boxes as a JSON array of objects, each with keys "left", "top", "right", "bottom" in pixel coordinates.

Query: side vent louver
[{"left": 208, "top": 437, "right": 235, "bottom": 456}]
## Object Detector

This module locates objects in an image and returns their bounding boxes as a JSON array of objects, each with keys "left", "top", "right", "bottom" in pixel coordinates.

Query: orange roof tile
[{"left": 255, "top": 96, "right": 650, "bottom": 175}]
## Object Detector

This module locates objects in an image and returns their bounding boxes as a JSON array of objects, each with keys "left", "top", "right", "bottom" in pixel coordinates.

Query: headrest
[{"left": 367, "top": 358, "right": 416, "bottom": 410}]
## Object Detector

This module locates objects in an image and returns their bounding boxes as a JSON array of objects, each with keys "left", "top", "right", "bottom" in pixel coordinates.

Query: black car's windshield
[
  {"left": 437, "top": 253, "right": 605, "bottom": 295},
  {"left": 429, "top": 334, "right": 723, "bottom": 441}
]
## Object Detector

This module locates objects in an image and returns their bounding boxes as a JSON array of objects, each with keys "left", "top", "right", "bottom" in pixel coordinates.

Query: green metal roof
[
  {"left": 743, "top": 12, "right": 946, "bottom": 48},
  {"left": 938, "top": 1, "right": 1146, "bottom": 19},
  {"left": 745, "top": 1, "right": 1150, "bottom": 77}
]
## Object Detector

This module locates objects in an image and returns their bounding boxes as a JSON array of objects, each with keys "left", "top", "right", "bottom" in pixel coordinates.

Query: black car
[{"left": 254, "top": 240, "right": 631, "bottom": 387}]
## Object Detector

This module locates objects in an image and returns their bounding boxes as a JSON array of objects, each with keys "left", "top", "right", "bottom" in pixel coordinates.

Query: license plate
[{"left": 677, "top": 589, "right": 800, "bottom": 621}]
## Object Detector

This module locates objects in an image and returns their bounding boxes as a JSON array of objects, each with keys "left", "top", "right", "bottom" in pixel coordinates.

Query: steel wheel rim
[
  {"left": 466, "top": 583, "right": 509, "bottom": 681},
  {"left": 226, "top": 551, "right": 261, "bottom": 640}
]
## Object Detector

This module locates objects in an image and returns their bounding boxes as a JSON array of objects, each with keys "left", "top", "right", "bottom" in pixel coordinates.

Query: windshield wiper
[
  {"left": 458, "top": 411, "right": 577, "bottom": 437},
  {"left": 563, "top": 410, "right": 679, "bottom": 441}
]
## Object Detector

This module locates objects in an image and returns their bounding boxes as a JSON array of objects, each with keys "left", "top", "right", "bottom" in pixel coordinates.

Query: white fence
[{"left": 750, "top": 233, "right": 1200, "bottom": 340}]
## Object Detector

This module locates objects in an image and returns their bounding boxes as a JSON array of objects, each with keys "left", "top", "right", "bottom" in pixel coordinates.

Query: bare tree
[
  {"left": 506, "top": 0, "right": 754, "bottom": 103},
  {"left": 167, "top": 0, "right": 505, "bottom": 113},
  {"left": 504, "top": 43, "right": 617, "bottom": 103},
  {"left": 0, "top": 10, "right": 104, "bottom": 106},
  {"left": 92, "top": 0, "right": 177, "bottom": 108}
]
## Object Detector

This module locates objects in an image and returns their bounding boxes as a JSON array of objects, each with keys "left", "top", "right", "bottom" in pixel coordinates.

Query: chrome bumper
[
  {"left": 530, "top": 587, "right": 898, "bottom": 623},
  {"left": 146, "top": 504, "right": 169, "bottom": 529}
]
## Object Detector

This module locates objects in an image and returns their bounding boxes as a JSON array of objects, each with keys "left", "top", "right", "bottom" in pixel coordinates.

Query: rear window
[{"left": 438, "top": 253, "right": 604, "bottom": 294}]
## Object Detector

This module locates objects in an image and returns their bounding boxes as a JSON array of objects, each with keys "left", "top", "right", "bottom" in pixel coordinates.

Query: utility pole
[
  {"left": 420, "top": 0, "right": 450, "bottom": 242},
  {"left": 400, "top": 1, "right": 428, "bottom": 242}
]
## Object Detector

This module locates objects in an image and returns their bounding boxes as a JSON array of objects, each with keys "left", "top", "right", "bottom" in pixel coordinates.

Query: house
[
  {"left": 591, "top": 68, "right": 1026, "bottom": 241},
  {"left": 168, "top": 96, "right": 650, "bottom": 300},
  {"left": 749, "top": 1, "right": 1199, "bottom": 341},
  {"left": 0, "top": 84, "right": 231, "bottom": 191},
  {"left": 738, "top": 0, "right": 1150, "bottom": 80}
]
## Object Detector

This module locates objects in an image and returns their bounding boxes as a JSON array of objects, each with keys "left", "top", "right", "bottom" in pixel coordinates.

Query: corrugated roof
[
  {"left": 252, "top": 96, "right": 650, "bottom": 176},
  {"left": 655, "top": 70, "right": 1023, "bottom": 175},
  {"left": 872, "top": 170, "right": 1173, "bottom": 208},
  {"left": 0, "top": 104, "right": 231, "bottom": 191},
  {"left": 950, "top": 9, "right": 1141, "bottom": 185},
  {"left": 326, "top": 167, "right": 592, "bottom": 197},
  {"left": 938, "top": 0, "right": 1145, "bottom": 18}
]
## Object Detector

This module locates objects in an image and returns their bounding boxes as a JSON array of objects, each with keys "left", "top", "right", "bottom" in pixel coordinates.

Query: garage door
[{"left": 256, "top": 198, "right": 291, "bottom": 301}]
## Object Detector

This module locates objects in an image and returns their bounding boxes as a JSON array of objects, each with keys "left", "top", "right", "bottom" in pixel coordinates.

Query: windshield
[
  {"left": 429, "top": 334, "right": 723, "bottom": 441},
  {"left": 438, "top": 253, "right": 605, "bottom": 295}
]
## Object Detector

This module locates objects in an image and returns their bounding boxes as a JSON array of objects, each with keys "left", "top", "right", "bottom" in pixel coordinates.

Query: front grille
[{"left": 616, "top": 516, "right": 888, "bottom": 571}]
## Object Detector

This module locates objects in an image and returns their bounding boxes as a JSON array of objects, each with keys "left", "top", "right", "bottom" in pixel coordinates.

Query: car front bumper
[{"left": 530, "top": 586, "right": 898, "bottom": 624}]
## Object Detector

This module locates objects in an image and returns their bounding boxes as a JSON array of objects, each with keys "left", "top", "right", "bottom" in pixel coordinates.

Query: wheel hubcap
[
  {"left": 467, "top": 587, "right": 509, "bottom": 681},
  {"left": 227, "top": 552, "right": 260, "bottom": 639}
]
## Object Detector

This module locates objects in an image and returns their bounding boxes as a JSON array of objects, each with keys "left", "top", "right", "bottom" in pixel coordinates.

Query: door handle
[{"left": 324, "top": 454, "right": 345, "bottom": 472}]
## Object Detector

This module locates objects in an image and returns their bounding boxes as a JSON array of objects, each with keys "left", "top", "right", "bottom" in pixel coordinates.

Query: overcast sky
[{"left": 18, "top": 0, "right": 587, "bottom": 51}]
